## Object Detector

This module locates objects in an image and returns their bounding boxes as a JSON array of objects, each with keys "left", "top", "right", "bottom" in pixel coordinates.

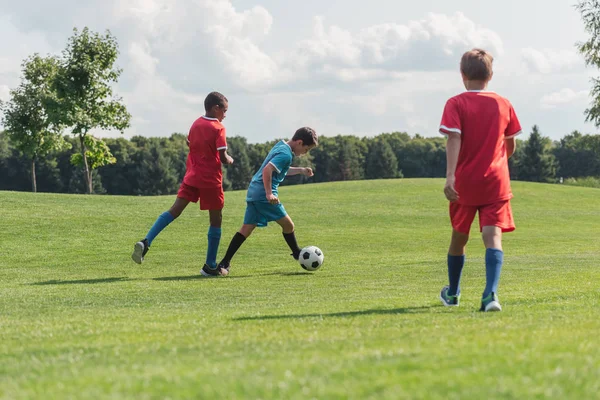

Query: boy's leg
[
  {"left": 481, "top": 226, "right": 503, "bottom": 310},
  {"left": 204, "top": 209, "right": 222, "bottom": 269},
  {"left": 479, "top": 200, "right": 514, "bottom": 311},
  {"left": 132, "top": 196, "right": 189, "bottom": 264},
  {"left": 198, "top": 187, "right": 225, "bottom": 271},
  {"left": 217, "top": 224, "right": 256, "bottom": 269},
  {"left": 276, "top": 215, "right": 301, "bottom": 260},
  {"left": 448, "top": 229, "right": 469, "bottom": 295},
  {"left": 216, "top": 201, "right": 263, "bottom": 271},
  {"left": 440, "top": 203, "right": 475, "bottom": 306}
]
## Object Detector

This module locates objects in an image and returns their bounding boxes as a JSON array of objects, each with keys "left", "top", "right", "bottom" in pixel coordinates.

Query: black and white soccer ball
[{"left": 299, "top": 246, "right": 324, "bottom": 271}]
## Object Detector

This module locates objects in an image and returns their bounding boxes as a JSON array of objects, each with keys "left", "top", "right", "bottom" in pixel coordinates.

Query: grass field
[{"left": 1, "top": 179, "right": 599, "bottom": 399}]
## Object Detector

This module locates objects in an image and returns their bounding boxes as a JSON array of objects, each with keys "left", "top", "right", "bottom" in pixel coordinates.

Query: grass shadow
[
  {"left": 32, "top": 277, "right": 131, "bottom": 285},
  {"left": 259, "top": 271, "right": 313, "bottom": 277},
  {"left": 234, "top": 306, "right": 433, "bottom": 321},
  {"left": 153, "top": 274, "right": 255, "bottom": 281},
  {"left": 153, "top": 270, "right": 311, "bottom": 281}
]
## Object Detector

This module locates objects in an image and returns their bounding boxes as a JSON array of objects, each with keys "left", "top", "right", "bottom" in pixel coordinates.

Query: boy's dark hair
[
  {"left": 460, "top": 48, "right": 493, "bottom": 81},
  {"left": 292, "top": 127, "right": 318, "bottom": 146},
  {"left": 204, "top": 91, "right": 228, "bottom": 112}
]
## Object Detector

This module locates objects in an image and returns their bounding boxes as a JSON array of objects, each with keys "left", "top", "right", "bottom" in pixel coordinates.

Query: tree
[
  {"left": 576, "top": 1, "right": 600, "bottom": 126},
  {"left": 365, "top": 138, "right": 399, "bottom": 179},
  {"left": 0, "top": 55, "right": 70, "bottom": 192},
  {"left": 518, "top": 125, "right": 557, "bottom": 183},
  {"left": 51, "top": 27, "right": 131, "bottom": 194},
  {"left": 130, "top": 140, "right": 178, "bottom": 196},
  {"left": 553, "top": 131, "right": 600, "bottom": 178},
  {"left": 226, "top": 136, "right": 254, "bottom": 190}
]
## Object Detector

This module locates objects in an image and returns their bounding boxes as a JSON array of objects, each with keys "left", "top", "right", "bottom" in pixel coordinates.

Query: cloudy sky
[{"left": 0, "top": 0, "right": 594, "bottom": 142}]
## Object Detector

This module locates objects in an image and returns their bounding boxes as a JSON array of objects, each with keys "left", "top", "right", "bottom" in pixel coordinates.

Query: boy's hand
[
  {"left": 303, "top": 167, "right": 314, "bottom": 177},
  {"left": 224, "top": 154, "right": 234, "bottom": 165},
  {"left": 444, "top": 176, "right": 459, "bottom": 202},
  {"left": 266, "top": 194, "right": 280, "bottom": 205}
]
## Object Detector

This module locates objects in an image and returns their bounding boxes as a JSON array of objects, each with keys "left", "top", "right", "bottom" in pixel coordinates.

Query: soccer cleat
[
  {"left": 480, "top": 292, "right": 502, "bottom": 312},
  {"left": 439, "top": 285, "right": 461, "bottom": 307},
  {"left": 218, "top": 261, "right": 231, "bottom": 274},
  {"left": 131, "top": 239, "right": 149, "bottom": 264},
  {"left": 291, "top": 252, "right": 300, "bottom": 261},
  {"left": 201, "top": 263, "right": 228, "bottom": 277}
]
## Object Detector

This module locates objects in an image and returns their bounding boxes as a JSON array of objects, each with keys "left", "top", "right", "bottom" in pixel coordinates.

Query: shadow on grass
[
  {"left": 153, "top": 270, "right": 312, "bottom": 281},
  {"left": 31, "top": 277, "right": 131, "bottom": 285},
  {"left": 234, "top": 306, "right": 433, "bottom": 321},
  {"left": 259, "top": 271, "right": 313, "bottom": 277},
  {"left": 153, "top": 274, "right": 255, "bottom": 281}
]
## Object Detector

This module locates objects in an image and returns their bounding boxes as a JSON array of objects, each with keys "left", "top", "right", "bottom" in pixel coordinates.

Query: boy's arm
[
  {"left": 216, "top": 127, "right": 233, "bottom": 165},
  {"left": 219, "top": 149, "right": 234, "bottom": 165},
  {"left": 505, "top": 137, "right": 516, "bottom": 158},
  {"left": 444, "top": 132, "right": 461, "bottom": 202},
  {"left": 262, "top": 163, "right": 279, "bottom": 204},
  {"left": 286, "top": 167, "right": 314, "bottom": 177}
]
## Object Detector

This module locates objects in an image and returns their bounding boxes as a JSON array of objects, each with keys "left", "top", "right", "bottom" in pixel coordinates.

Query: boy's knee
[
  {"left": 209, "top": 211, "right": 222, "bottom": 226},
  {"left": 281, "top": 219, "right": 294, "bottom": 233}
]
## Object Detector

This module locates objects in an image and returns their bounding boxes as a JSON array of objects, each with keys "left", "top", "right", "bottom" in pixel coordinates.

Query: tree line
[
  {"left": 1, "top": 126, "right": 599, "bottom": 195},
  {"left": 3, "top": 5, "right": 600, "bottom": 196}
]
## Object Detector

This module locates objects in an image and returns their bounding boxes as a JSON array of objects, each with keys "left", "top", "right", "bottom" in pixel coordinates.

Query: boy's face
[
  {"left": 293, "top": 142, "right": 316, "bottom": 156},
  {"left": 213, "top": 101, "right": 228, "bottom": 122}
]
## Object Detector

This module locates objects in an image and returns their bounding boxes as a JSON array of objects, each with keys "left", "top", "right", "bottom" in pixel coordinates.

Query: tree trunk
[
  {"left": 31, "top": 157, "right": 37, "bottom": 193},
  {"left": 80, "top": 134, "right": 93, "bottom": 194}
]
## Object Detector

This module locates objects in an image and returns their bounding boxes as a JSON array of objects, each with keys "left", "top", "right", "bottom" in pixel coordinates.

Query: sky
[{"left": 0, "top": 0, "right": 595, "bottom": 142}]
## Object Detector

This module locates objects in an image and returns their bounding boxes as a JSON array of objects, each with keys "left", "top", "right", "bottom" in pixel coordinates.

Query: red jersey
[
  {"left": 183, "top": 116, "right": 227, "bottom": 188},
  {"left": 439, "top": 91, "right": 522, "bottom": 206}
]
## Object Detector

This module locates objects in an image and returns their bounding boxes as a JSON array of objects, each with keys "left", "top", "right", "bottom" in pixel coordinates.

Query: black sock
[
  {"left": 220, "top": 232, "right": 246, "bottom": 266},
  {"left": 283, "top": 231, "right": 301, "bottom": 260}
]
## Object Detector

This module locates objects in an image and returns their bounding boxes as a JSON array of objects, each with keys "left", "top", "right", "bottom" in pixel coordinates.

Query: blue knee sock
[
  {"left": 145, "top": 211, "right": 175, "bottom": 246},
  {"left": 483, "top": 248, "right": 504, "bottom": 298},
  {"left": 206, "top": 226, "right": 222, "bottom": 268},
  {"left": 447, "top": 254, "right": 465, "bottom": 296}
]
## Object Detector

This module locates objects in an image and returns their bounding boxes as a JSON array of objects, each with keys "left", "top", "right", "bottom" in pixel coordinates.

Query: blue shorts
[{"left": 244, "top": 201, "right": 287, "bottom": 227}]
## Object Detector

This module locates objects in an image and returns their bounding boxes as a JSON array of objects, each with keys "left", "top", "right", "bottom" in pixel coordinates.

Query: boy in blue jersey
[{"left": 214, "top": 127, "right": 318, "bottom": 276}]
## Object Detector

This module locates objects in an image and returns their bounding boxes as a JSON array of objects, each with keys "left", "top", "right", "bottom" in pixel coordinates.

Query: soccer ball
[{"left": 299, "top": 246, "right": 324, "bottom": 271}]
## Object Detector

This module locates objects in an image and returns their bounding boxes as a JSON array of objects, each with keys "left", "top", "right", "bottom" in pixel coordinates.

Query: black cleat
[
  {"left": 132, "top": 239, "right": 149, "bottom": 264},
  {"left": 201, "top": 263, "right": 228, "bottom": 277}
]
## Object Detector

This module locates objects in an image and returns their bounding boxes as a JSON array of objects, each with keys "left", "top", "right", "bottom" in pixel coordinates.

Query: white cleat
[{"left": 131, "top": 241, "right": 145, "bottom": 264}]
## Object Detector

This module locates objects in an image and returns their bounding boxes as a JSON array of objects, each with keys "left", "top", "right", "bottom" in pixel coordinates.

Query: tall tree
[
  {"left": 576, "top": 1, "right": 600, "bottom": 126},
  {"left": 226, "top": 136, "right": 254, "bottom": 190},
  {"left": 518, "top": 125, "right": 557, "bottom": 183},
  {"left": 365, "top": 138, "right": 399, "bottom": 179},
  {"left": 51, "top": 27, "right": 131, "bottom": 194},
  {"left": 0, "top": 55, "right": 70, "bottom": 192}
]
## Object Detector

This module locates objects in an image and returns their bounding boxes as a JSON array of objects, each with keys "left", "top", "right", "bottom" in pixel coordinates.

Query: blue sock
[
  {"left": 483, "top": 248, "right": 504, "bottom": 298},
  {"left": 447, "top": 254, "right": 465, "bottom": 296},
  {"left": 145, "top": 211, "right": 175, "bottom": 246},
  {"left": 206, "top": 226, "right": 222, "bottom": 268}
]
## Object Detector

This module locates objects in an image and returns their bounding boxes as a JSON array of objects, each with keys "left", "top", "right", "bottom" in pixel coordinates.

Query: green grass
[{"left": 1, "top": 179, "right": 599, "bottom": 399}]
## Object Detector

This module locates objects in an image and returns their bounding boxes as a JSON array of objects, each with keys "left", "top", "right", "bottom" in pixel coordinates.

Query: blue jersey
[{"left": 246, "top": 141, "right": 293, "bottom": 202}]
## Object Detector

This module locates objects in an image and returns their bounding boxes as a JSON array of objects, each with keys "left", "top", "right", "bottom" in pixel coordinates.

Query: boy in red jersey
[
  {"left": 438, "top": 49, "right": 522, "bottom": 312},
  {"left": 131, "top": 92, "right": 234, "bottom": 277}
]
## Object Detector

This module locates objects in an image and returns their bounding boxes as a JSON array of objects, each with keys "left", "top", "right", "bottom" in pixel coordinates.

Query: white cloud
[
  {"left": 0, "top": 0, "right": 590, "bottom": 141},
  {"left": 540, "top": 88, "right": 588, "bottom": 109},
  {"left": 283, "top": 12, "right": 503, "bottom": 85},
  {"left": 521, "top": 48, "right": 584, "bottom": 74},
  {"left": 0, "top": 85, "right": 10, "bottom": 102}
]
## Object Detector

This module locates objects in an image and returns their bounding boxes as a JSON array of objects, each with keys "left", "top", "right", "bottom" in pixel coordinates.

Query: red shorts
[
  {"left": 177, "top": 183, "right": 224, "bottom": 210},
  {"left": 449, "top": 200, "right": 515, "bottom": 235}
]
